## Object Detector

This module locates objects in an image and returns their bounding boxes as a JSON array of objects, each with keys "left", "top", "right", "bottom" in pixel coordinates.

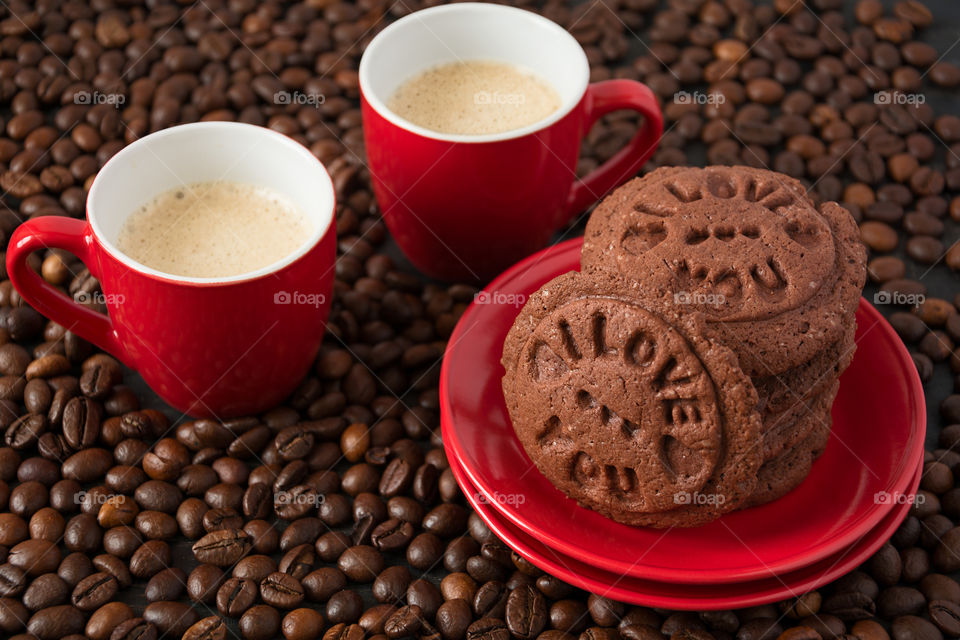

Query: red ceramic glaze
[
  {"left": 7, "top": 123, "right": 337, "bottom": 418},
  {"left": 359, "top": 4, "right": 663, "bottom": 282},
  {"left": 440, "top": 237, "right": 926, "bottom": 584},
  {"left": 448, "top": 445, "right": 920, "bottom": 609}
]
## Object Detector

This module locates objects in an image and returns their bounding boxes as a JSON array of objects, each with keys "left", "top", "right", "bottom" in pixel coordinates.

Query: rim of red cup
[
  {"left": 358, "top": 3, "right": 590, "bottom": 144},
  {"left": 86, "top": 121, "right": 335, "bottom": 286}
]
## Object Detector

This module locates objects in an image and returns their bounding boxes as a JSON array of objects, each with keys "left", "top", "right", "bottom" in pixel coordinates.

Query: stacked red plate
[{"left": 440, "top": 238, "right": 926, "bottom": 610}]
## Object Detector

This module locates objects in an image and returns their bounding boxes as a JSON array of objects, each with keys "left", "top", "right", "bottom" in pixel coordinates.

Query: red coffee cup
[
  {"left": 6, "top": 122, "right": 336, "bottom": 418},
  {"left": 360, "top": 3, "right": 663, "bottom": 282}
]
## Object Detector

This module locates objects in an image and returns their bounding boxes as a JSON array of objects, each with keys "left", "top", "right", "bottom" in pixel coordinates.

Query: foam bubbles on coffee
[
  {"left": 387, "top": 60, "right": 561, "bottom": 136},
  {"left": 116, "top": 180, "right": 312, "bottom": 278}
]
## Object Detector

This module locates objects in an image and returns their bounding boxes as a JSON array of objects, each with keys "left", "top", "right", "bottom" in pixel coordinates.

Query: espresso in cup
[
  {"left": 387, "top": 60, "right": 561, "bottom": 135},
  {"left": 116, "top": 180, "right": 312, "bottom": 278}
]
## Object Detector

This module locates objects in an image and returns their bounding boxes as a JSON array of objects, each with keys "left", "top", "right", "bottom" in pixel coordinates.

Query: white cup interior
[
  {"left": 359, "top": 3, "right": 590, "bottom": 143},
  {"left": 86, "top": 121, "right": 335, "bottom": 284}
]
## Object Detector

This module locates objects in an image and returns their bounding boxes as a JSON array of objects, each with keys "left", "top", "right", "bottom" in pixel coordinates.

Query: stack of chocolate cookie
[{"left": 502, "top": 166, "right": 866, "bottom": 527}]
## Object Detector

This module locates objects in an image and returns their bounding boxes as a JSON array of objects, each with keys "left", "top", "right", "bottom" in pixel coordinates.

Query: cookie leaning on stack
[
  {"left": 501, "top": 271, "right": 763, "bottom": 528},
  {"left": 501, "top": 166, "right": 867, "bottom": 527}
]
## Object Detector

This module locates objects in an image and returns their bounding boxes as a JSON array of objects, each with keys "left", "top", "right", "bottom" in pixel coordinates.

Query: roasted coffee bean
[
  {"left": 234, "top": 555, "right": 278, "bottom": 584},
  {"left": 130, "top": 540, "right": 171, "bottom": 579},
  {"left": 218, "top": 577, "right": 258, "bottom": 617},
  {"left": 328, "top": 589, "right": 364, "bottom": 624},
  {"left": 921, "top": 574, "right": 960, "bottom": 603},
  {"left": 339, "top": 545, "right": 384, "bottom": 582},
  {"left": 467, "top": 555, "right": 510, "bottom": 583},
  {"left": 438, "top": 599, "right": 473, "bottom": 640},
  {"left": 144, "top": 567, "right": 186, "bottom": 602},
  {"left": 442, "top": 572, "right": 478, "bottom": 602},
  {"left": 261, "top": 571, "right": 305, "bottom": 609},
  {"left": 424, "top": 504, "right": 468, "bottom": 538},
  {"left": 187, "top": 564, "right": 224, "bottom": 604},
  {"left": 372, "top": 517, "right": 415, "bottom": 551},
  {"left": 324, "top": 622, "right": 366, "bottom": 640},
  {"left": 276, "top": 426, "right": 315, "bottom": 461},
  {"left": 21, "top": 571, "right": 68, "bottom": 609},
  {"left": 446, "top": 537, "right": 481, "bottom": 573},
  {"left": 144, "top": 601, "right": 201, "bottom": 639},
  {"left": 506, "top": 584, "right": 548, "bottom": 639},
  {"left": 413, "top": 463, "right": 440, "bottom": 502},
  {"left": 193, "top": 529, "right": 252, "bottom": 566},
  {"left": 892, "top": 615, "right": 942, "bottom": 640},
  {"left": 551, "top": 600, "right": 589, "bottom": 634},
  {"left": 279, "top": 544, "right": 317, "bottom": 581},
  {"left": 9, "top": 539, "right": 60, "bottom": 575},
  {"left": 5, "top": 414, "right": 46, "bottom": 450},
  {"left": 380, "top": 457, "right": 414, "bottom": 497},
  {"left": 822, "top": 590, "right": 877, "bottom": 620},
  {"left": 372, "top": 565, "right": 412, "bottom": 604},
  {"left": 240, "top": 604, "right": 281, "bottom": 640},
  {"left": 304, "top": 567, "right": 348, "bottom": 603},
  {"left": 242, "top": 483, "right": 272, "bottom": 520},
  {"left": 85, "top": 601, "right": 135, "bottom": 640},
  {"left": 71, "top": 572, "right": 118, "bottom": 611},
  {"left": 182, "top": 616, "right": 227, "bottom": 640},
  {"left": 385, "top": 604, "right": 423, "bottom": 638},
  {"left": 391, "top": 497, "right": 426, "bottom": 524},
  {"left": 408, "top": 532, "right": 445, "bottom": 570},
  {"left": 474, "top": 581, "right": 509, "bottom": 618},
  {"left": 467, "top": 617, "right": 510, "bottom": 640},
  {"left": 1, "top": 513, "right": 29, "bottom": 544},
  {"left": 93, "top": 554, "right": 132, "bottom": 589},
  {"left": 98, "top": 495, "right": 138, "bottom": 528},
  {"left": 26, "top": 603, "right": 85, "bottom": 639},
  {"left": 283, "top": 608, "right": 326, "bottom": 640},
  {"left": 62, "top": 397, "right": 101, "bottom": 449},
  {"left": 110, "top": 618, "right": 159, "bottom": 640},
  {"left": 280, "top": 518, "right": 324, "bottom": 552},
  {"left": 409, "top": 577, "right": 444, "bottom": 619}
]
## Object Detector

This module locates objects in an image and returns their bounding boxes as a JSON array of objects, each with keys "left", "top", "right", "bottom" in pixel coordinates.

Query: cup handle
[
  {"left": 564, "top": 79, "right": 664, "bottom": 220},
  {"left": 7, "top": 217, "right": 128, "bottom": 363}
]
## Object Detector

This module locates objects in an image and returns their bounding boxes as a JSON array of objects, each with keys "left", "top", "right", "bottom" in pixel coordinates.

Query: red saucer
[
  {"left": 448, "top": 445, "right": 920, "bottom": 609},
  {"left": 440, "top": 238, "right": 926, "bottom": 584}
]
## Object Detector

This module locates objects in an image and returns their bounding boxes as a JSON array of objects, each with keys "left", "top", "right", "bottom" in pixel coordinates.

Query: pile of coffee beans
[{"left": 0, "top": 0, "right": 957, "bottom": 640}]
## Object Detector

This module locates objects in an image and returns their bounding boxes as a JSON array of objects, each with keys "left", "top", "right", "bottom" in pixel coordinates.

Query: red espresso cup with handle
[
  {"left": 360, "top": 2, "right": 663, "bottom": 283},
  {"left": 6, "top": 122, "right": 337, "bottom": 418}
]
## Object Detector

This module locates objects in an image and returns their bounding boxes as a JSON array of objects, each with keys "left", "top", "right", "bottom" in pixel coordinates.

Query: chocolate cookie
[
  {"left": 761, "top": 379, "right": 839, "bottom": 462},
  {"left": 754, "top": 322, "right": 856, "bottom": 418},
  {"left": 581, "top": 166, "right": 866, "bottom": 377},
  {"left": 743, "top": 405, "right": 833, "bottom": 509},
  {"left": 502, "top": 271, "right": 763, "bottom": 528}
]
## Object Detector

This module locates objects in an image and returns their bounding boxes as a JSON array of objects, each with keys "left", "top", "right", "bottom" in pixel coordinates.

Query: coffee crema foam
[
  {"left": 116, "top": 180, "right": 312, "bottom": 278},
  {"left": 387, "top": 60, "right": 561, "bottom": 136}
]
